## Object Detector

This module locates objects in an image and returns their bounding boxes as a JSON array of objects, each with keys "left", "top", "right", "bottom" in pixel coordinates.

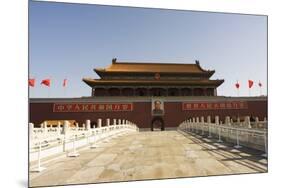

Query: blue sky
[{"left": 29, "top": 1, "right": 267, "bottom": 98}]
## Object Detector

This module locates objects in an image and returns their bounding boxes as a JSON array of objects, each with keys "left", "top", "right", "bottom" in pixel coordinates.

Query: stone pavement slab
[{"left": 29, "top": 131, "right": 267, "bottom": 187}]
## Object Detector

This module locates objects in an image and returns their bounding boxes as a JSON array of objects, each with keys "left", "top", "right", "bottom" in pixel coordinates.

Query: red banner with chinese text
[
  {"left": 53, "top": 103, "right": 133, "bottom": 112},
  {"left": 182, "top": 101, "right": 247, "bottom": 111}
]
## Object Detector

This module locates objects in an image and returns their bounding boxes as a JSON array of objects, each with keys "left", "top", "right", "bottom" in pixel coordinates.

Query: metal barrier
[{"left": 178, "top": 120, "right": 267, "bottom": 157}]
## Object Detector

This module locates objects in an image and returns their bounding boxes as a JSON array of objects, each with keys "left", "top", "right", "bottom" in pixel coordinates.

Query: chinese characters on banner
[
  {"left": 53, "top": 103, "right": 133, "bottom": 112},
  {"left": 182, "top": 101, "right": 248, "bottom": 110}
]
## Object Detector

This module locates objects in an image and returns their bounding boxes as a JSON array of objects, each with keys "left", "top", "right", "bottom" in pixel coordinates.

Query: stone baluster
[
  {"left": 118, "top": 119, "right": 122, "bottom": 125},
  {"left": 113, "top": 119, "right": 116, "bottom": 125}
]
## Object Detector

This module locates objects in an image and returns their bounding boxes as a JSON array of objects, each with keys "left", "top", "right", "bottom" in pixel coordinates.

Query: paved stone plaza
[{"left": 29, "top": 130, "right": 267, "bottom": 187}]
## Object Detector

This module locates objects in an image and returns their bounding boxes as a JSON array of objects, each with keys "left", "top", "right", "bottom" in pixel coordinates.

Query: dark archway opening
[{"left": 151, "top": 117, "right": 165, "bottom": 131}]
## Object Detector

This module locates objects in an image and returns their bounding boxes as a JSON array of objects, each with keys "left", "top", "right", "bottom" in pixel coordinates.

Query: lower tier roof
[{"left": 83, "top": 78, "right": 224, "bottom": 87}]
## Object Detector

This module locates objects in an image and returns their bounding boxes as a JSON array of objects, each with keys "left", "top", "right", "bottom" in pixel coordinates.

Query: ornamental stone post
[
  {"left": 118, "top": 119, "right": 122, "bottom": 125},
  {"left": 225, "top": 116, "right": 230, "bottom": 126},
  {"left": 255, "top": 117, "right": 259, "bottom": 128},
  {"left": 237, "top": 117, "right": 240, "bottom": 124},
  {"left": 207, "top": 116, "right": 211, "bottom": 124},
  {"left": 57, "top": 121, "right": 61, "bottom": 134},
  {"left": 97, "top": 119, "right": 102, "bottom": 128},
  {"left": 113, "top": 119, "right": 116, "bottom": 125},
  {"left": 201, "top": 116, "right": 204, "bottom": 123},
  {"left": 62, "top": 120, "right": 69, "bottom": 135},
  {"left": 29, "top": 123, "right": 34, "bottom": 140},
  {"left": 44, "top": 121, "right": 48, "bottom": 134},
  {"left": 244, "top": 116, "right": 251, "bottom": 128},
  {"left": 215, "top": 116, "right": 219, "bottom": 125},
  {"left": 86, "top": 120, "right": 91, "bottom": 130},
  {"left": 106, "top": 118, "right": 110, "bottom": 126}
]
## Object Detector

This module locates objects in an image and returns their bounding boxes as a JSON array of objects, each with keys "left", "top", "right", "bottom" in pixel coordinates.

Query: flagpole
[
  {"left": 248, "top": 78, "right": 251, "bottom": 97},
  {"left": 64, "top": 86, "right": 66, "bottom": 97},
  {"left": 236, "top": 80, "right": 239, "bottom": 97},
  {"left": 63, "top": 78, "right": 67, "bottom": 97},
  {"left": 48, "top": 77, "right": 51, "bottom": 98},
  {"left": 28, "top": 76, "right": 31, "bottom": 98},
  {"left": 48, "top": 87, "right": 50, "bottom": 98},
  {"left": 259, "top": 81, "right": 262, "bottom": 96}
]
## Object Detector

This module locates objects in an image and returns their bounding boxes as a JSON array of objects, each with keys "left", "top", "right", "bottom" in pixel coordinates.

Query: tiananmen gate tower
[{"left": 29, "top": 58, "right": 267, "bottom": 130}]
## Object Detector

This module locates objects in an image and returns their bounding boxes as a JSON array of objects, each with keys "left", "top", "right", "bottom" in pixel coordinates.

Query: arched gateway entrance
[{"left": 151, "top": 117, "right": 165, "bottom": 131}]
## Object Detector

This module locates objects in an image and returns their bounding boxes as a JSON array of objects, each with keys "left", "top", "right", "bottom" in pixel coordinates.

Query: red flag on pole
[
  {"left": 63, "top": 79, "right": 67, "bottom": 87},
  {"left": 41, "top": 79, "right": 50, "bottom": 87},
  {"left": 248, "top": 80, "right": 254, "bottom": 88},
  {"left": 235, "top": 81, "right": 240, "bottom": 96},
  {"left": 235, "top": 82, "right": 240, "bottom": 89},
  {"left": 29, "top": 79, "right": 35, "bottom": 87},
  {"left": 258, "top": 81, "right": 262, "bottom": 96}
]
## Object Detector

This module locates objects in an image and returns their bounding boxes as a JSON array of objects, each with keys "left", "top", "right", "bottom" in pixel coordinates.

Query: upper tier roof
[{"left": 94, "top": 58, "right": 215, "bottom": 77}]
